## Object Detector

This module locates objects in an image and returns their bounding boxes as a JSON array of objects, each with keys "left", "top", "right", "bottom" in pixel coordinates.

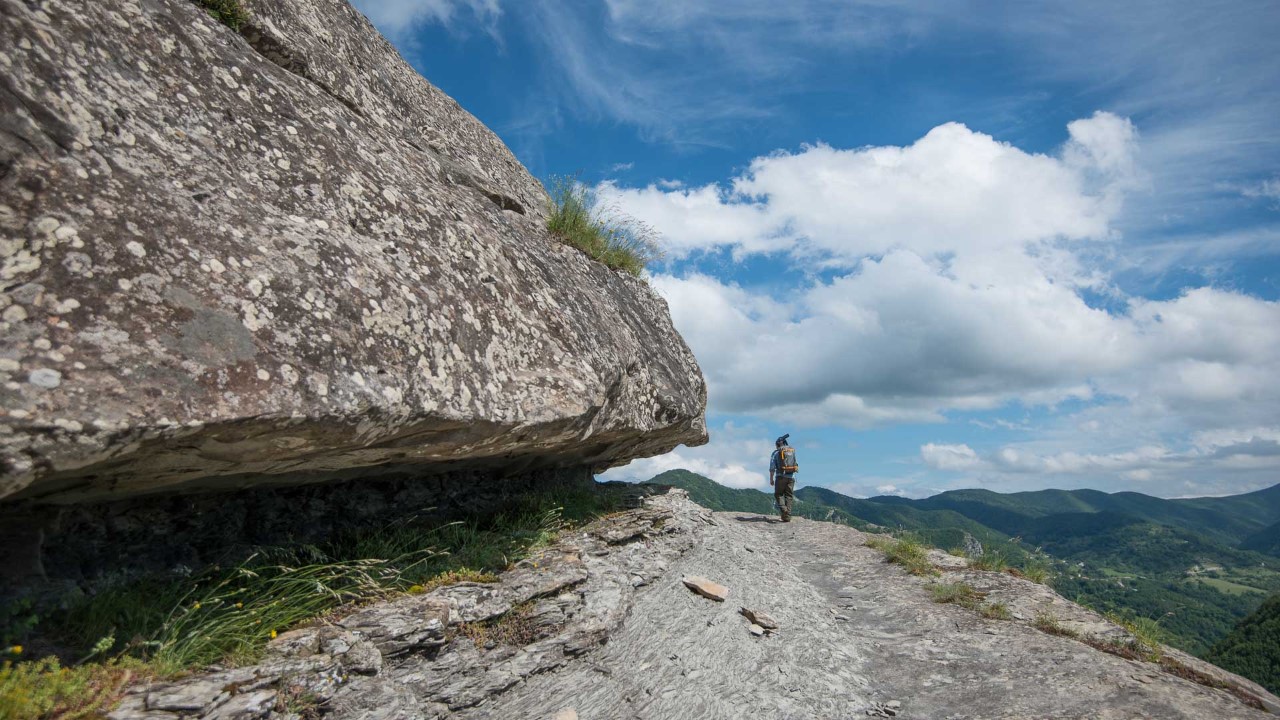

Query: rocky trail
[{"left": 112, "top": 489, "right": 1280, "bottom": 720}]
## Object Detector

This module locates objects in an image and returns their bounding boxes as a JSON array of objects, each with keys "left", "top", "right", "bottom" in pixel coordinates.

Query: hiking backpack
[{"left": 778, "top": 446, "right": 799, "bottom": 475}]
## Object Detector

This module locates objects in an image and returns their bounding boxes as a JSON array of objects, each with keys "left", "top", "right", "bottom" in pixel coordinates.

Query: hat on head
[{"left": 775, "top": 433, "right": 790, "bottom": 447}]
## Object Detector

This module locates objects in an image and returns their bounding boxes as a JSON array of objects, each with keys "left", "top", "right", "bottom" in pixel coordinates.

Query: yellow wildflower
[
  {"left": 6, "top": 645, "right": 21, "bottom": 655},
  {"left": 235, "top": 602, "right": 243, "bottom": 608},
  {"left": 193, "top": 601, "right": 202, "bottom": 610},
  {"left": 269, "top": 630, "right": 277, "bottom": 639}
]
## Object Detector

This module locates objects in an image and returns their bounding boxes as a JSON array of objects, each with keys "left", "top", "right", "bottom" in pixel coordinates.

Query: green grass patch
[
  {"left": 930, "top": 582, "right": 983, "bottom": 606},
  {"left": 929, "top": 582, "right": 1012, "bottom": 620},
  {"left": 546, "top": 176, "right": 663, "bottom": 276},
  {"left": 194, "top": 0, "right": 249, "bottom": 30},
  {"left": 1105, "top": 610, "right": 1167, "bottom": 661},
  {"left": 1191, "top": 577, "right": 1267, "bottom": 596},
  {"left": 970, "top": 550, "right": 1009, "bottom": 573},
  {"left": 0, "top": 656, "right": 147, "bottom": 720},
  {"left": 5, "top": 483, "right": 621, "bottom": 714},
  {"left": 980, "top": 601, "right": 1013, "bottom": 620},
  {"left": 1033, "top": 610, "right": 1079, "bottom": 638},
  {"left": 865, "top": 535, "right": 937, "bottom": 577}
]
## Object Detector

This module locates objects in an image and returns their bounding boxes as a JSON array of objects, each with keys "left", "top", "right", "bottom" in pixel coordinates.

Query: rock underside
[
  {"left": 0, "top": 0, "right": 706, "bottom": 505},
  {"left": 108, "top": 490, "right": 1280, "bottom": 720}
]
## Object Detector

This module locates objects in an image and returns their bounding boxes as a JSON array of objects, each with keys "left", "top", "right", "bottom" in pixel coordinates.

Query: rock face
[
  {"left": 0, "top": 0, "right": 706, "bottom": 504},
  {"left": 104, "top": 490, "right": 1280, "bottom": 720}
]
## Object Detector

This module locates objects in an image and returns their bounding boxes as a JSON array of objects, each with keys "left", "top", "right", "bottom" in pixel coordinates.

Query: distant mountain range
[{"left": 642, "top": 469, "right": 1280, "bottom": 693}]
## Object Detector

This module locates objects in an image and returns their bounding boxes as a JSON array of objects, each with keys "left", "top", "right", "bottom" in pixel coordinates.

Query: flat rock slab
[
  {"left": 467, "top": 509, "right": 1279, "bottom": 720},
  {"left": 682, "top": 576, "right": 729, "bottom": 602}
]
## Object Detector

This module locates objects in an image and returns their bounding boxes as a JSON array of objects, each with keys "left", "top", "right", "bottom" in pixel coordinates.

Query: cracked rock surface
[
  {"left": 0, "top": 0, "right": 706, "bottom": 503},
  {"left": 107, "top": 490, "right": 1279, "bottom": 720}
]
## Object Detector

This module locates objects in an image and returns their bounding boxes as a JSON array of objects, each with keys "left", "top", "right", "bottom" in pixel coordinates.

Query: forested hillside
[{"left": 1207, "top": 593, "right": 1280, "bottom": 694}]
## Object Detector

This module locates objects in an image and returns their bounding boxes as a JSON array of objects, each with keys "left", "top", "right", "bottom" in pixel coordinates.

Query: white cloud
[
  {"left": 351, "top": 0, "right": 500, "bottom": 36},
  {"left": 921, "top": 444, "right": 982, "bottom": 471},
  {"left": 609, "top": 114, "right": 1138, "bottom": 264},
  {"left": 627, "top": 118, "right": 1280, "bottom": 438},
  {"left": 599, "top": 421, "right": 774, "bottom": 489}
]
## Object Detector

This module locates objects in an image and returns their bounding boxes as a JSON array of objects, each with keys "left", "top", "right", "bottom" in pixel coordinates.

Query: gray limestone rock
[
  {"left": 0, "top": 0, "right": 706, "bottom": 504},
  {"left": 88, "top": 487, "right": 1280, "bottom": 720}
]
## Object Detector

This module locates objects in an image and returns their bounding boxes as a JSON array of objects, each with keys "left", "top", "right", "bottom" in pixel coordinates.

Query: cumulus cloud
[
  {"left": 920, "top": 444, "right": 982, "bottom": 471},
  {"left": 623, "top": 117, "right": 1280, "bottom": 438},
  {"left": 606, "top": 114, "right": 1280, "bottom": 495},
  {"left": 919, "top": 426, "right": 1280, "bottom": 495},
  {"left": 607, "top": 113, "right": 1138, "bottom": 263}
]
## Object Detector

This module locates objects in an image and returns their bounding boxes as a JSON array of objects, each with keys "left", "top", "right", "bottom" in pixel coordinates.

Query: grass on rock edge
[
  {"left": 193, "top": 0, "right": 249, "bottom": 30},
  {"left": 546, "top": 175, "right": 663, "bottom": 276},
  {"left": 1, "top": 484, "right": 623, "bottom": 720}
]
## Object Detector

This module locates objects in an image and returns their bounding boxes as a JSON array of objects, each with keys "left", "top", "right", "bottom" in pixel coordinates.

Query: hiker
[{"left": 769, "top": 433, "right": 799, "bottom": 522}]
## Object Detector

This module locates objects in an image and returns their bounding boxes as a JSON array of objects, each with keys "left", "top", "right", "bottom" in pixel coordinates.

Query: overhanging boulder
[{"left": 0, "top": 0, "right": 707, "bottom": 505}]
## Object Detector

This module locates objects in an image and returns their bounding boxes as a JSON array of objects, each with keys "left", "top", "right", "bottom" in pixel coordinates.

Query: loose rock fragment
[
  {"left": 552, "top": 709, "right": 578, "bottom": 720},
  {"left": 740, "top": 607, "right": 779, "bottom": 629},
  {"left": 682, "top": 575, "right": 729, "bottom": 602},
  {"left": 749, "top": 623, "right": 765, "bottom": 637}
]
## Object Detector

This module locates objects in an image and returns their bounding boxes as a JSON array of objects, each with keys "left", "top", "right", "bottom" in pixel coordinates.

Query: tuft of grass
[
  {"left": 546, "top": 176, "right": 663, "bottom": 276},
  {"left": 17, "top": 483, "right": 621, "bottom": 690},
  {"left": 456, "top": 602, "right": 541, "bottom": 649},
  {"left": 275, "top": 682, "right": 324, "bottom": 720},
  {"left": 930, "top": 582, "right": 983, "bottom": 606},
  {"left": 865, "top": 535, "right": 937, "bottom": 577},
  {"left": 1021, "top": 561, "right": 1052, "bottom": 585},
  {"left": 980, "top": 601, "right": 1012, "bottom": 620},
  {"left": 1104, "top": 611, "right": 1166, "bottom": 661},
  {"left": 0, "top": 657, "right": 146, "bottom": 720},
  {"left": 194, "top": 0, "right": 249, "bottom": 30},
  {"left": 1033, "top": 610, "right": 1078, "bottom": 638},
  {"left": 930, "top": 583, "right": 1012, "bottom": 620},
  {"left": 970, "top": 550, "right": 1009, "bottom": 573}
]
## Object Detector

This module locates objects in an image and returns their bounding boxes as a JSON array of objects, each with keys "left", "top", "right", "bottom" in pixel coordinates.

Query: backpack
[{"left": 777, "top": 446, "right": 798, "bottom": 475}]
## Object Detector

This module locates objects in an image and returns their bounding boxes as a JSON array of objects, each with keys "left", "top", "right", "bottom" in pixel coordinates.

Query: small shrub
[
  {"left": 194, "top": 0, "right": 249, "bottom": 30},
  {"left": 0, "top": 657, "right": 143, "bottom": 720},
  {"left": 546, "top": 176, "right": 663, "bottom": 276},
  {"left": 865, "top": 535, "right": 936, "bottom": 577}
]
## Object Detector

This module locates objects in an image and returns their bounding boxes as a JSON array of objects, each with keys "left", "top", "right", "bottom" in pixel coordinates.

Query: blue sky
[{"left": 354, "top": 0, "right": 1280, "bottom": 498}]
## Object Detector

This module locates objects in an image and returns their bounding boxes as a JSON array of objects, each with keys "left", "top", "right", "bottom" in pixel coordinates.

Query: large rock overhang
[{"left": 0, "top": 0, "right": 708, "bottom": 505}]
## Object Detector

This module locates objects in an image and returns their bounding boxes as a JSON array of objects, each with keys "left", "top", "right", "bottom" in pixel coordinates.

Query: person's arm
[{"left": 768, "top": 450, "right": 776, "bottom": 487}]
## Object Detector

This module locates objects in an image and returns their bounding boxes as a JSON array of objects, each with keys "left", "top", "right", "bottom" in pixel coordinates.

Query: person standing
[{"left": 769, "top": 433, "right": 799, "bottom": 522}]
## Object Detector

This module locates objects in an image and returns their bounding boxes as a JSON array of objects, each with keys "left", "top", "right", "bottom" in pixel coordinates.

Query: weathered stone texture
[
  {"left": 102, "top": 490, "right": 1280, "bottom": 720},
  {"left": 0, "top": 0, "right": 706, "bottom": 504}
]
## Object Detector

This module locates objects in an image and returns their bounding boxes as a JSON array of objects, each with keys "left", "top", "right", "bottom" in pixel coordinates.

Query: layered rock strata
[
  {"left": 0, "top": 0, "right": 706, "bottom": 505},
  {"left": 104, "top": 489, "right": 1280, "bottom": 720}
]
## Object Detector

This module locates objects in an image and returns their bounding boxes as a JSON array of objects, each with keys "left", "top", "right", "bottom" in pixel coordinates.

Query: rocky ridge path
[{"left": 110, "top": 489, "right": 1280, "bottom": 720}]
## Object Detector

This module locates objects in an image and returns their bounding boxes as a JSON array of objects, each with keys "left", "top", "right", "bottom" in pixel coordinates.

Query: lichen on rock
[{"left": 0, "top": 0, "right": 707, "bottom": 505}]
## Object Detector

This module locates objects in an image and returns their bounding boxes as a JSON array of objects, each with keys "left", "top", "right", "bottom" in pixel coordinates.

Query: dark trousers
[{"left": 775, "top": 476, "right": 795, "bottom": 520}]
